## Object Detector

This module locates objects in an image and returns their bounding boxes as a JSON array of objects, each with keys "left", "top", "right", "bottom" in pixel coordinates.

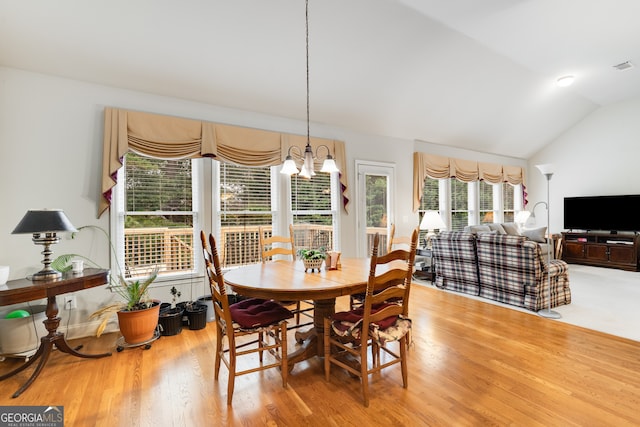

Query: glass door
[{"left": 355, "top": 161, "right": 395, "bottom": 257}]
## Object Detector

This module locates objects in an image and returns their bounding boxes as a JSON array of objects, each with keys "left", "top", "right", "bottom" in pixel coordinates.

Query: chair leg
[
  {"left": 258, "top": 331, "right": 264, "bottom": 363},
  {"left": 400, "top": 336, "right": 408, "bottom": 388},
  {"left": 227, "top": 348, "right": 236, "bottom": 405},
  {"left": 214, "top": 326, "right": 223, "bottom": 380},
  {"left": 360, "top": 340, "right": 370, "bottom": 407},
  {"left": 295, "top": 302, "right": 301, "bottom": 324}
]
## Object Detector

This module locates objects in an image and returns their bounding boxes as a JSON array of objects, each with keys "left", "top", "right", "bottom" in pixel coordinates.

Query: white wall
[
  {"left": 528, "top": 97, "right": 640, "bottom": 234},
  {"left": 0, "top": 66, "right": 528, "bottom": 337}
]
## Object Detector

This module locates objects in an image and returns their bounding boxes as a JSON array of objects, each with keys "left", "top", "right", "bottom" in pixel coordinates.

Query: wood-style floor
[{"left": 1, "top": 283, "right": 639, "bottom": 426}]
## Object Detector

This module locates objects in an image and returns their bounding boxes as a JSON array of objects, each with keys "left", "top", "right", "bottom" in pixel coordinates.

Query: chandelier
[{"left": 280, "top": 0, "right": 339, "bottom": 179}]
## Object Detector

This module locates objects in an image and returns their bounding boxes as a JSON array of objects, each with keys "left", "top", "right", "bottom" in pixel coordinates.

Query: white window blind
[
  {"left": 217, "top": 163, "right": 273, "bottom": 266},
  {"left": 123, "top": 152, "right": 196, "bottom": 277},
  {"left": 479, "top": 181, "right": 494, "bottom": 223},
  {"left": 291, "top": 171, "right": 336, "bottom": 251}
]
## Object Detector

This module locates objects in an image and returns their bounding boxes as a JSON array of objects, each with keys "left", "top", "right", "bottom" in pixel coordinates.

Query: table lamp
[
  {"left": 419, "top": 210, "right": 446, "bottom": 248},
  {"left": 12, "top": 209, "right": 77, "bottom": 281}
]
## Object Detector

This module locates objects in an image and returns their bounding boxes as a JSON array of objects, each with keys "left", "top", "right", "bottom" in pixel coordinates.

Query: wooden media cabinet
[{"left": 562, "top": 232, "right": 640, "bottom": 271}]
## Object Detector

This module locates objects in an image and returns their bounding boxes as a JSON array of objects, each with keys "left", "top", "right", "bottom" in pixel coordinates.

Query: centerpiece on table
[{"left": 298, "top": 248, "right": 327, "bottom": 273}]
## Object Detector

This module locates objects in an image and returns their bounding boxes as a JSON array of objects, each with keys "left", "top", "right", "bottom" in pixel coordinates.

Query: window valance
[
  {"left": 412, "top": 152, "right": 525, "bottom": 211},
  {"left": 100, "top": 107, "right": 349, "bottom": 217}
]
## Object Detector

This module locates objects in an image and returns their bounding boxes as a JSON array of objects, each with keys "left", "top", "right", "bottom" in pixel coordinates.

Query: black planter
[
  {"left": 186, "top": 303, "right": 208, "bottom": 330},
  {"left": 158, "top": 303, "right": 183, "bottom": 336}
]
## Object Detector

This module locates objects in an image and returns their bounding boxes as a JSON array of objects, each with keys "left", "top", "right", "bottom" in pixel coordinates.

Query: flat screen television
[{"left": 564, "top": 195, "right": 640, "bottom": 233}]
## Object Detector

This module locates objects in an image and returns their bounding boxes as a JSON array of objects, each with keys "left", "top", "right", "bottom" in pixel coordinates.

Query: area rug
[{"left": 417, "top": 263, "right": 640, "bottom": 342}]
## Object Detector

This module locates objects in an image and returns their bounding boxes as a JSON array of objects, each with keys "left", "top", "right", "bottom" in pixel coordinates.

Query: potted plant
[
  {"left": 51, "top": 225, "right": 160, "bottom": 344},
  {"left": 298, "top": 248, "right": 327, "bottom": 272},
  {"left": 89, "top": 266, "right": 160, "bottom": 344},
  {"left": 158, "top": 286, "right": 183, "bottom": 336},
  {"left": 184, "top": 301, "right": 208, "bottom": 330}
]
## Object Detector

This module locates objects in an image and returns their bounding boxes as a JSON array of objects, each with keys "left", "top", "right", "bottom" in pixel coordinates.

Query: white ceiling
[{"left": 1, "top": 0, "right": 639, "bottom": 159}]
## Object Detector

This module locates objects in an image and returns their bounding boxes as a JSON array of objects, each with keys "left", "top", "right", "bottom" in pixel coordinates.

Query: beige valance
[
  {"left": 100, "top": 107, "right": 349, "bottom": 217},
  {"left": 412, "top": 152, "right": 525, "bottom": 211}
]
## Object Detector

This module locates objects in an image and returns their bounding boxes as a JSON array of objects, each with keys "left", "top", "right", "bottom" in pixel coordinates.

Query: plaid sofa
[
  {"left": 432, "top": 231, "right": 481, "bottom": 296},
  {"left": 431, "top": 231, "right": 571, "bottom": 311},
  {"left": 476, "top": 233, "right": 571, "bottom": 311}
]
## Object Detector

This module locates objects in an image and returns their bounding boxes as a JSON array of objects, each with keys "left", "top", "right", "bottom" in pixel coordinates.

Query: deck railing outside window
[{"left": 123, "top": 225, "right": 389, "bottom": 276}]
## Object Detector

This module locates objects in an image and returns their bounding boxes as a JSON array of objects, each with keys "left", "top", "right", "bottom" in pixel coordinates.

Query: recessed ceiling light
[
  {"left": 613, "top": 61, "right": 633, "bottom": 71},
  {"left": 556, "top": 75, "right": 575, "bottom": 87}
]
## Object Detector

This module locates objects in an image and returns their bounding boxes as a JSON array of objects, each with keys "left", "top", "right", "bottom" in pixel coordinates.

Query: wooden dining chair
[
  {"left": 259, "top": 225, "right": 314, "bottom": 328},
  {"left": 200, "top": 231, "right": 292, "bottom": 405},
  {"left": 387, "top": 223, "right": 414, "bottom": 254},
  {"left": 324, "top": 230, "right": 418, "bottom": 407},
  {"left": 350, "top": 224, "right": 417, "bottom": 310}
]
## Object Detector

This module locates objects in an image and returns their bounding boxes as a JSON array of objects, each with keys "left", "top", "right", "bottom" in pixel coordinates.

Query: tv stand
[{"left": 562, "top": 232, "right": 640, "bottom": 271}]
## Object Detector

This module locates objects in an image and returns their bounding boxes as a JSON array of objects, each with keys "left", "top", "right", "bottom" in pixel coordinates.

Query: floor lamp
[{"left": 536, "top": 164, "right": 561, "bottom": 319}]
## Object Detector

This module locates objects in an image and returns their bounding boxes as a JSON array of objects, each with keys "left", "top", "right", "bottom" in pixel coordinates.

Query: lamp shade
[
  {"left": 420, "top": 211, "right": 446, "bottom": 231},
  {"left": 12, "top": 209, "right": 77, "bottom": 234},
  {"left": 280, "top": 157, "right": 300, "bottom": 175},
  {"left": 535, "top": 163, "right": 554, "bottom": 177},
  {"left": 514, "top": 210, "right": 531, "bottom": 224},
  {"left": 320, "top": 157, "right": 339, "bottom": 173}
]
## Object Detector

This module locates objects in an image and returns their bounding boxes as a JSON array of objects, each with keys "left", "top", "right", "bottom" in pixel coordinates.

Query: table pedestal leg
[
  {"left": 0, "top": 295, "right": 112, "bottom": 398},
  {"left": 288, "top": 298, "right": 335, "bottom": 369}
]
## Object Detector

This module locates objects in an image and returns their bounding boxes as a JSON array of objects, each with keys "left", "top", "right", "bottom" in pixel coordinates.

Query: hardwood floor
[{"left": 1, "top": 283, "right": 639, "bottom": 426}]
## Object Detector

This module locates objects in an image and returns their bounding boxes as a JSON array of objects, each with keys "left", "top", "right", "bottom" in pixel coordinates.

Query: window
[
  {"left": 113, "top": 155, "right": 341, "bottom": 278},
  {"left": 479, "top": 181, "right": 495, "bottom": 224},
  {"left": 418, "top": 176, "right": 442, "bottom": 240},
  {"left": 291, "top": 171, "right": 338, "bottom": 252},
  {"left": 503, "top": 183, "right": 516, "bottom": 222},
  {"left": 419, "top": 176, "right": 522, "bottom": 231},
  {"left": 216, "top": 163, "right": 273, "bottom": 267},
  {"left": 113, "top": 152, "right": 201, "bottom": 279},
  {"left": 450, "top": 178, "right": 469, "bottom": 231},
  {"left": 214, "top": 162, "right": 340, "bottom": 266}
]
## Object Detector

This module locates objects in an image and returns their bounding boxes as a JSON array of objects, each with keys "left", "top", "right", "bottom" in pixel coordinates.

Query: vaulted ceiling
[{"left": 1, "top": 0, "right": 639, "bottom": 159}]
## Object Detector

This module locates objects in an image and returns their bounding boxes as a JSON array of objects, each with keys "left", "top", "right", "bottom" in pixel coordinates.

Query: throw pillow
[
  {"left": 486, "top": 223, "right": 507, "bottom": 235},
  {"left": 521, "top": 227, "right": 547, "bottom": 243},
  {"left": 501, "top": 222, "right": 520, "bottom": 236},
  {"left": 465, "top": 225, "right": 492, "bottom": 234}
]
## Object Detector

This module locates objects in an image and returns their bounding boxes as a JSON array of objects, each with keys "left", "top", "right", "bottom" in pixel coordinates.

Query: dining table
[{"left": 223, "top": 257, "right": 378, "bottom": 369}]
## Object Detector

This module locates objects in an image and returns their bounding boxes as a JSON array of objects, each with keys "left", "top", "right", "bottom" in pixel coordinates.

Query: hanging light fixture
[{"left": 281, "top": 0, "right": 339, "bottom": 179}]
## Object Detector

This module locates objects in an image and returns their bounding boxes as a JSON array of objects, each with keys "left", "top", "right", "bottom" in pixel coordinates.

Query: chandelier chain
[{"left": 306, "top": 0, "right": 310, "bottom": 144}]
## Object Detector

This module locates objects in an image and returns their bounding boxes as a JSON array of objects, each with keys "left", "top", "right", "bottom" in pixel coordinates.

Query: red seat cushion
[
  {"left": 332, "top": 302, "right": 398, "bottom": 330},
  {"left": 229, "top": 298, "right": 293, "bottom": 329}
]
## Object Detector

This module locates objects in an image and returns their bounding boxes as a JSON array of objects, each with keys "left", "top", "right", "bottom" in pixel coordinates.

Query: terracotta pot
[{"left": 117, "top": 302, "right": 160, "bottom": 344}]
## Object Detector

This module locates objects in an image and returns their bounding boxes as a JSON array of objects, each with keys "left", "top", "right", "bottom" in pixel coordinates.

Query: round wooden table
[{"left": 223, "top": 258, "right": 373, "bottom": 369}]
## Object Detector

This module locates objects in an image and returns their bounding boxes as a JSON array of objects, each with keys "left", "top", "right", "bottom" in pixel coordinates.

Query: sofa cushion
[
  {"left": 501, "top": 222, "right": 520, "bottom": 236},
  {"left": 464, "top": 225, "right": 492, "bottom": 234},
  {"left": 521, "top": 226, "right": 547, "bottom": 243},
  {"left": 486, "top": 223, "right": 507, "bottom": 235}
]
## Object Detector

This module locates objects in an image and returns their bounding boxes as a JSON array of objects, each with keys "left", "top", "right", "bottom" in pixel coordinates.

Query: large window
[
  {"left": 113, "top": 154, "right": 341, "bottom": 277},
  {"left": 215, "top": 163, "right": 339, "bottom": 266},
  {"left": 114, "top": 152, "right": 200, "bottom": 279},
  {"left": 419, "top": 176, "right": 522, "bottom": 232}
]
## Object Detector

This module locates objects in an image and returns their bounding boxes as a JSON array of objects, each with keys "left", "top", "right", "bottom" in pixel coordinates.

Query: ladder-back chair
[
  {"left": 201, "top": 231, "right": 292, "bottom": 405},
  {"left": 259, "top": 225, "right": 314, "bottom": 328},
  {"left": 324, "top": 230, "right": 418, "bottom": 407}
]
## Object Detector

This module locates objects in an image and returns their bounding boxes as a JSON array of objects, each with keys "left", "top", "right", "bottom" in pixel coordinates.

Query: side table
[
  {"left": 414, "top": 247, "right": 434, "bottom": 282},
  {"left": 0, "top": 268, "right": 112, "bottom": 397}
]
